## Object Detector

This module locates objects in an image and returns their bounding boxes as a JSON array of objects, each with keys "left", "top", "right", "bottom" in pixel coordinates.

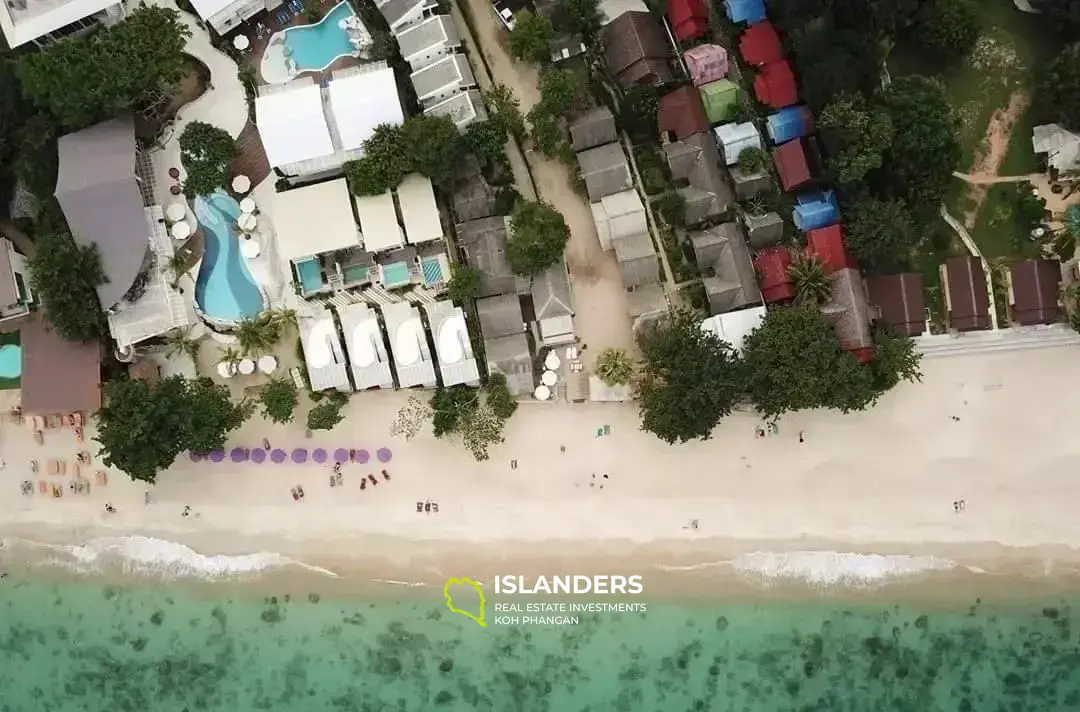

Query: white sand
[{"left": 2, "top": 346, "right": 1080, "bottom": 582}]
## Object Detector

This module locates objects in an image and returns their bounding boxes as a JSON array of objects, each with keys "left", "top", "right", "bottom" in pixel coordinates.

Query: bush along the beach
[
  {"left": 259, "top": 377, "right": 298, "bottom": 424},
  {"left": 429, "top": 386, "right": 505, "bottom": 461},
  {"left": 307, "top": 399, "right": 345, "bottom": 432}
]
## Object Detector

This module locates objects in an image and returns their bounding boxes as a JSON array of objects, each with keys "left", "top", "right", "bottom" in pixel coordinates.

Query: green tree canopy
[
  {"left": 486, "top": 83, "right": 527, "bottom": 139},
  {"left": 430, "top": 386, "right": 506, "bottom": 460},
  {"left": 912, "top": 0, "right": 979, "bottom": 62},
  {"left": 877, "top": 75, "right": 961, "bottom": 219},
  {"left": 307, "top": 399, "right": 346, "bottom": 431},
  {"left": 446, "top": 264, "right": 482, "bottom": 305},
  {"left": 507, "top": 200, "right": 570, "bottom": 276},
  {"left": 550, "top": 0, "right": 603, "bottom": 42},
  {"left": 179, "top": 121, "right": 238, "bottom": 198},
  {"left": 538, "top": 67, "right": 587, "bottom": 116},
  {"left": 818, "top": 92, "right": 894, "bottom": 184},
  {"left": 741, "top": 307, "right": 877, "bottom": 420},
  {"left": 346, "top": 123, "right": 409, "bottom": 196},
  {"left": 619, "top": 85, "right": 660, "bottom": 142},
  {"left": 788, "top": 26, "right": 882, "bottom": 112},
  {"left": 843, "top": 197, "right": 919, "bottom": 272},
  {"left": 508, "top": 10, "right": 555, "bottom": 64},
  {"left": 1041, "top": 43, "right": 1080, "bottom": 133},
  {"left": 28, "top": 231, "right": 107, "bottom": 342},
  {"left": 868, "top": 326, "right": 923, "bottom": 393},
  {"left": 463, "top": 120, "right": 508, "bottom": 165},
  {"left": 736, "top": 146, "right": 766, "bottom": 174},
  {"left": 635, "top": 309, "right": 744, "bottom": 444},
  {"left": 595, "top": 347, "right": 635, "bottom": 386},
  {"left": 259, "top": 377, "right": 299, "bottom": 424},
  {"left": 15, "top": 6, "right": 191, "bottom": 128},
  {"left": 485, "top": 373, "right": 518, "bottom": 420},
  {"left": 788, "top": 253, "right": 832, "bottom": 307},
  {"left": 96, "top": 376, "right": 250, "bottom": 482},
  {"left": 400, "top": 114, "right": 463, "bottom": 187}
]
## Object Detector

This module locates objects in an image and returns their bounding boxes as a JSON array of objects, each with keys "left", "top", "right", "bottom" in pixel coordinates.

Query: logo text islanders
[{"left": 443, "top": 575, "right": 646, "bottom": 628}]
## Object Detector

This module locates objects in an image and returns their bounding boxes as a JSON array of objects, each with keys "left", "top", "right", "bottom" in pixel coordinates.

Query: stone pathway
[{"left": 940, "top": 206, "right": 1000, "bottom": 330}]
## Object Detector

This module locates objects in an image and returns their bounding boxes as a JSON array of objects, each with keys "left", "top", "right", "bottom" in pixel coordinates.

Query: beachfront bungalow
[
  {"left": 577, "top": 143, "right": 633, "bottom": 202},
  {"left": 754, "top": 247, "right": 795, "bottom": 304},
  {"left": 257, "top": 64, "right": 404, "bottom": 182},
  {"left": 299, "top": 306, "right": 353, "bottom": 392},
  {"left": 658, "top": 86, "right": 710, "bottom": 141},
  {"left": 570, "top": 107, "right": 618, "bottom": 152},
  {"left": 272, "top": 179, "right": 362, "bottom": 297},
  {"left": 1009, "top": 258, "right": 1063, "bottom": 326},
  {"left": 773, "top": 139, "right": 812, "bottom": 193},
  {"left": 411, "top": 54, "right": 477, "bottom": 108},
  {"left": 806, "top": 225, "right": 857, "bottom": 273},
  {"left": 753, "top": 61, "right": 798, "bottom": 110},
  {"left": 398, "top": 174, "right": 443, "bottom": 246},
  {"left": 715, "top": 122, "right": 762, "bottom": 166},
  {"left": 667, "top": 0, "right": 708, "bottom": 42},
  {"left": 394, "top": 14, "right": 460, "bottom": 71},
  {"left": 743, "top": 211, "right": 784, "bottom": 249},
  {"left": 689, "top": 222, "right": 760, "bottom": 315},
  {"left": 21, "top": 311, "right": 102, "bottom": 417},
  {"left": 476, "top": 293, "right": 534, "bottom": 395},
  {"left": 424, "top": 89, "right": 487, "bottom": 131},
  {"left": 355, "top": 190, "right": 404, "bottom": 256},
  {"left": 375, "top": 0, "right": 437, "bottom": 33},
  {"left": 626, "top": 283, "right": 668, "bottom": 320},
  {"left": 457, "top": 216, "right": 523, "bottom": 298},
  {"left": 602, "top": 11, "right": 673, "bottom": 87},
  {"left": 424, "top": 301, "right": 480, "bottom": 387},
  {"left": 723, "top": 0, "right": 765, "bottom": 24},
  {"left": 699, "top": 79, "right": 740, "bottom": 125},
  {"left": 824, "top": 268, "right": 874, "bottom": 363},
  {"left": 865, "top": 273, "right": 927, "bottom": 337},
  {"left": 941, "top": 256, "right": 992, "bottom": 332},
  {"left": 531, "top": 260, "right": 577, "bottom": 347},
  {"left": 738, "top": 21, "right": 781, "bottom": 66},
  {"left": 664, "top": 132, "right": 734, "bottom": 226},
  {"left": 336, "top": 302, "right": 394, "bottom": 390},
  {"left": 588, "top": 189, "right": 658, "bottom": 289},
  {"left": 700, "top": 305, "right": 766, "bottom": 354},
  {"left": 793, "top": 191, "right": 840, "bottom": 232},
  {"left": 684, "top": 44, "right": 728, "bottom": 86},
  {"left": 767, "top": 106, "right": 814, "bottom": 144},
  {"left": 382, "top": 301, "right": 437, "bottom": 388}
]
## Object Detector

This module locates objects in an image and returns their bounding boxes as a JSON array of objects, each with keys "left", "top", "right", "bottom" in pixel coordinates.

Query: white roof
[
  {"left": 424, "top": 301, "right": 479, "bottom": 386},
  {"left": 424, "top": 89, "right": 487, "bottom": 129},
  {"left": 189, "top": 0, "right": 233, "bottom": 21},
  {"left": 395, "top": 15, "right": 458, "bottom": 67},
  {"left": 256, "top": 82, "right": 335, "bottom": 168},
  {"left": 714, "top": 122, "right": 763, "bottom": 166},
  {"left": 299, "top": 307, "right": 353, "bottom": 392},
  {"left": 355, "top": 191, "right": 404, "bottom": 253},
  {"left": 336, "top": 302, "right": 395, "bottom": 389},
  {"left": 598, "top": 0, "right": 648, "bottom": 24},
  {"left": 1033, "top": 123, "right": 1080, "bottom": 173},
  {"left": 328, "top": 64, "right": 404, "bottom": 152},
  {"left": 382, "top": 301, "right": 436, "bottom": 387},
  {"left": 591, "top": 189, "right": 647, "bottom": 247},
  {"left": 398, "top": 174, "right": 442, "bottom": 244},
  {"left": 0, "top": 0, "right": 117, "bottom": 48},
  {"left": 701, "top": 306, "right": 767, "bottom": 354},
  {"left": 411, "top": 54, "right": 474, "bottom": 102},
  {"left": 271, "top": 180, "right": 359, "bottom": 262}
]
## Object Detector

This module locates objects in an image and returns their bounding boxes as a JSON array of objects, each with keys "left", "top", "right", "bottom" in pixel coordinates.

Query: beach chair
[
  {"left": 292, "top": 0, "right": 303, "bottom": 12},
  {"left": 96, "top": 471, "right": 108, "bottom": 486},
  {"left": 37, "top": 480, "right": 47, "bottom": 495}
]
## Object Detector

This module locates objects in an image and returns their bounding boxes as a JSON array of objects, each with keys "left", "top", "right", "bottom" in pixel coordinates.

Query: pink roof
[
  {"left": 739, "top": 21, "right": 782, "bottom": 66},
  {"left": 807, "top": 225, "right": 857, "bottom": 274},
  {"left": 668, "top": 0, "right": 710, "bottom": 41},
  {"left": 684, "top": 44, "right": 728, "bottom": 86},
  {"left": 754, "top": 246, "right": 795, "bottom": 303},
  {"left": 753, "top": 61, "right": 798, "bottom": 109}
]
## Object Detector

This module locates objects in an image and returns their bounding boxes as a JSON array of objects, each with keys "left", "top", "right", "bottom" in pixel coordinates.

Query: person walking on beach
[{"left": 798, "top": 431, "right": 805, "bottom": 443}]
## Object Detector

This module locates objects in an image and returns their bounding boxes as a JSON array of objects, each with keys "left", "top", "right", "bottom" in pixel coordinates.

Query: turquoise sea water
[{"left": 3, "top": 575, "right": 1080, "bottom": 711}]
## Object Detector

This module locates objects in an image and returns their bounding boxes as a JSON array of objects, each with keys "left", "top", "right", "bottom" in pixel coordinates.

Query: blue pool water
[
  {"left": 0, "top": 343, "right": 20, "bottom": 378},
  {"left": 421, "top": 256, "right": 443, "bottom": 286},
  {"left": 381, "top": 261, "right": 410, "bottom": 288},
  {"left": 193, "top": 192, "right": 265, "bottom": 323},
  {"left": 283, "top": 1, "right": 357, "bottom": 72},
  {"left": 295, "top": 258, "right": 324, "bottom": 295}
]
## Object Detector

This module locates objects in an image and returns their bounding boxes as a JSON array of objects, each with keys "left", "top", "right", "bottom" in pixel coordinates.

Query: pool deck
[{"left": 242, "top": 0, "right": 365, "bottom": 86}]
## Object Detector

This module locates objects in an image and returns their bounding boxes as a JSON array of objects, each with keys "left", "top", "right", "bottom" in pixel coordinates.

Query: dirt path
[{"left": 961, "top": 90, "right": 1030, "bottom": 228}]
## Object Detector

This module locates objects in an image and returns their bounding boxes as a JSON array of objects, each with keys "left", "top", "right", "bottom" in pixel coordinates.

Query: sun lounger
[
  {"left": 37, "top": 480, "right": 47, "bottom": 495},
  {"left": 96, "top": 471, "right": 108, "bottom": 486}
]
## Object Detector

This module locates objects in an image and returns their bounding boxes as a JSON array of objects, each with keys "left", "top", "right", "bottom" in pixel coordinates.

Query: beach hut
[
  {"left": 739, "top": 21, "right": 781, "bottom": 65},
  {"left": 714, "top": 122, "right": 763, "bottom": 166},
  {"left": 865, "top": 273, "right": 927, "bottom": 337},
  {"left": 699, "top": 79, "right": 740, "bottom": 124},
  {"left": 806, "top": 225, "right": 857, "bottom": 274},
  {"left": 659, "top": 86, "right": 710, "bottom": 140},
  {"left": 773, "top": 139, "right": 811, "bottom": 192},
  {"left": 723, "top": 0, "right": 766, "bottom": 24},
  {"left": 792, "top": 191, "right": 840, "bottom": 232},
  {"left": 668, "top": 0, "right": 710, "bottom": 42},
  {"left": 753, "top": 61, "right": 798, "bottom": 110},
  {"left": 767, "top": 106, "right": 814, "bottom": 144},
  {"left": 753, "top": 247, "right": 795, "bottom": 304},
  {"left": 1009, "top": 258, "right": 1063, "bottom": 325},
  {"left": 684, "top": 44, "right": 728, "bottom": 86}
]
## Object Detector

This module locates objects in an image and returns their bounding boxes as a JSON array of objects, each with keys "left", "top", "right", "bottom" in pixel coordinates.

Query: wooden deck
[{"left": 229, "top": 120, "right": 272, "bottom": 189}]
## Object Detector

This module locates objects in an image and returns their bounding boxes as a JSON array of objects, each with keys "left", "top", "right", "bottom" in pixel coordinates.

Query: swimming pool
[
  {"left": 380, "top": 262, "right": 411, "bottom": 289},
  {"left": 0, "top": 344, "right": 21, "bottom": 379},
  {"left": 193, "top": 192, "right": 265, "bottom": 323},
  {"left": 420, "top": 256, "right": 444, "bottom": 287},
  {"left": 261, "top": 2, "right": 366, "bottom": 83},
  {"left": 296, "top": 258, "right": 324, "bottom": 295}
]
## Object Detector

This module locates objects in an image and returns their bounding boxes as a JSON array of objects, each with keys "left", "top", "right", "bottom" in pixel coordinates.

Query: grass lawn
[
  {"left": 0, "top": 329, "right": 20, "bottom": 390},
  {"left": 968, "top": 183, "right": 1045, "bottom": 259}
]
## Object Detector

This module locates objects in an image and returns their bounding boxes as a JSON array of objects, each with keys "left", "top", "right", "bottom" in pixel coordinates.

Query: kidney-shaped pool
[{"left": 193, "top": 192, "right": 265, "bottom": 324}]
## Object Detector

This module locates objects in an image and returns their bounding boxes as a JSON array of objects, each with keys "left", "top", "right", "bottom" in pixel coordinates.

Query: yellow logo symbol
[{"left": 444, "top": 577, "right": 486, "bottom": 627}]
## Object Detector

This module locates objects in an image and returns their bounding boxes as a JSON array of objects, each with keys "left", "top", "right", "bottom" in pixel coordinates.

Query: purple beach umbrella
[
  {"left": 312, "top": 448, "right": 327, "bottom": 464},
  {"left": 229, "top": 448, "right": 248, "bottom": 463},
  {"left": 377, "top": 447, "right": 392, "bottom": 463},
  {"left": 333, "top": 448, "right": 349, "bottom": 463},
  {"left": 271, "top": 449, "right": 287, "bottom": 464},
  {"left": 353, "top": 449, "right": 370, "bottom": 464},
  {"left": 251, "top": 448, "right": 266, "bottom": 464},
  {"left": 209, "top": 450, "right": 225, "bottom": 463},
  {"left": 291, "top": 448, "right": 308, "bottom": 464},
  {"left": 189, "top": 452, "right": 203, "bottom": 462}
]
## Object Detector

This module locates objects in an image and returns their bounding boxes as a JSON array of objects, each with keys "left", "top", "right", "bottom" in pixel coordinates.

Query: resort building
[
  {"left": 597, "top": 0, "right": 647, "bottom": 25},
  {"left": 457, "top": 216, "right": 523, "bottom": 298},
  {"left": 55, "top": 117, "right": 189, "bottom": 350},
  {"left": 664, "top": 132, "right": 733, "bottom": 225},
  {"left": 531, "top": 260, "right": 577, "bottom": 347},
  {"left": 189, "top": 0, "right": 264, "bottom": 34},
  {"left": 715, "top": 122, "right": 763, "bottom": 166},
  {"left": 424, "top": 89, "right": 487, "bottom": 131},
  {"left": 667, "top": 0, "right": 708, "bottom": 42},
  {"left": 700, "top": 305, "right": 766, "bottom": 354},
  {"left": 577, "top": 143, "right": 633, "bottom": 202},
  {"left": 866, "top": 273, "right": 926, "bottom": 337},
  {"left": 754, "top": 247, "right": 795, "bottom": 304},
  {"left": 773, "top": 138, "right": 812, "bottom": 193},
  {"left": 411, "top": 54, "right": 477, "bottom": 107},
  {"left": 767, "top": 106, "right": 814, "bottom": 144},
  {"left": 738, "top": 20, "right": 781, "bottom": 66},
  {"left": 590, "top": 189, "right": 659, "bottom": 290},
  {"left": 699, "top": 79, "right": 740, "bottom": 124},
  {"left": 0, "top": 0, "right": 125, "bottom": 48},
  {"left": 375, "top": 0, "right": 437, "bottom": 33},
  {"left": 299, "top": 306, "right": 352, "bottom": 392},
  {"left": 824, "top": 268, "right": 874, "bottom": 363},
  {"left": 753, "top": 61, "right": 798, "bottom": 110},
  {"left": 941, "top": 255, "right": 992, "bottom": 332},
  {"left": 793, "top": 191, "right": 840, "bottom": 232},
  {"left": 21, "top": 311, "right": 102, "bottom": 417},
  {"left": 335, "top": 302, "right": 394, "bottom": 390},
  {"left": 724, "top": 0, "right": 766, "bottom": 24},
  {"left": 382, "top": 301, "right": 437, "bottom": 388},
  {"left": 423, "top": 300, "right": 480, "bottom": 387},
  {"left": 689, "top": 222, "right": 760, "bottom": 315},
  {"left": 355, "top": 190, "right": 404, "bottom": 254},
  {"left": 1008, "top": 258, "right": 1063, "bottom": 326},
  {"left": 256, "top": 64, "right": 404, "bottom": 181},
  {"left": 570, "top": 107, "right": 618, "bottom": 152},
  {"left": 684, "top": 44, "right": 729, "bottom": 87},
  {"left": 1033, "top": 124, "right": 1080, "bottom": 174},
  {"left": 602, "top": 11, "right": 673, "bottom": 87},
  {"left": 743, "top": 211, "right": 784, "bottom": 249},
  {"left": 272, "top": 179, "right": 362, "bottom": 297},
  {"left": 394, "top": 14, "right": 460, "bottom": 71},
  {"left": 0, "top": 237, "right": 33, "bottom": 325},
  {"left": 658, "top": 86, "right": 710, "bottom": 142},
  {"left": 475, "top": 293, "right": 533, "bottom": 396},
  {"left": 398, "top": 173, "right": 443, "bottom": 246}
]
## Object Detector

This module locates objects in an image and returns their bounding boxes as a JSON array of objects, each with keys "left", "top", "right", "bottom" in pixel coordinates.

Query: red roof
[
  {"left": 753, "top": 61, "right": 798, "bottom": 109},
  {"left": 806, "top": 225, "right": 857, "bottom": 274},
  {"left": 658, "top": 85, "right": 709, "bottom": 140},
  {"left": 772, "top": 139, "right": 810, "bottom": 192},
  {"left": 739, "top": 21, "right": 782, "bottom": 66},
  {"left": 754, "top": 246, "right": 795, "bottom": 303},
  {"left": 668, "top": 0, "right": 709, "bottom": 41}
]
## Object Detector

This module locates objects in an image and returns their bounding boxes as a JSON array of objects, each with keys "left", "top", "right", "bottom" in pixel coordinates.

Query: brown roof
[
  {"left": 21, "top": 311, "right": 102, "bottom": 415},
  {"left": 1010, "top": 258, "right": 1062, "bottom": 325},
  {"left": 128, "top": 358, "right": 161, "bottom": 383},
  {"left": 944, "top": 256, "right": 991, "bottom": 332},
  {"left": 824, "top": 268, "right": 873, "bottom": 362},
  {"left": 658, "top": 86, "right": 709, "bottom": 140},
  {"left": 865, "top": 272, "right": 926, "bottom": 336},
  {"left": 602, "top": 11, "right": 674, "bottom": 87}
]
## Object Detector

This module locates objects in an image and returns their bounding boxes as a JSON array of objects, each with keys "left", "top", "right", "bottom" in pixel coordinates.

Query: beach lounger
[
  {"left": 96, "top": 471, "right": 108, "bottom": 486},
  {"left": 37, "top": 480, "right": 47, "bottom": 495},
  {"left": 289, "top": 367, "right": 304, "bottom": 390}
]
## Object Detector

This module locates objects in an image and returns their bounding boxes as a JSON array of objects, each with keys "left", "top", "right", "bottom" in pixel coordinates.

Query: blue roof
[
  {"left": 723, "top": 0, "right": 766, "bottom": 24},
  {"left": 767, "top": 106, "right": 812, "bottom": 144},
  {"left": 793, "top": 190, "right": 840, "bottom": 232}
]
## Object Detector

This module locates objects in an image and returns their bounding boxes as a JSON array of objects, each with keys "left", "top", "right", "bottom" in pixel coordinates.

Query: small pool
[
  {"left": 0, "top": 344, "right": 20, "bottom": 379},
  {"left": 381, "top": 262, "right": 411, "bottom": 289},
  {"left": 296, "top": 258, "right": 324, "bottom": 295},
  {"left": 421, "top": 256, "right": 444, "bottom": 287},
  {"left": 342, "top": 264, "right": 369, "bottom": 285},
  {"left": 194, "top": 192, "right": 266, "bottom": 323}
]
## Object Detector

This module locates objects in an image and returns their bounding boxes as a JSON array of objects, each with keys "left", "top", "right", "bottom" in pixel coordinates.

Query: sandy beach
[{"left": 3, "top": 345, "right": 1080, "bottom": 588}]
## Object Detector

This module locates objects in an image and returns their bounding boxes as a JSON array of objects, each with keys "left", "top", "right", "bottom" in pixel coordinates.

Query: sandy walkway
[{"left": 962, "top": 90, "right": 1030, "bottom": 228}]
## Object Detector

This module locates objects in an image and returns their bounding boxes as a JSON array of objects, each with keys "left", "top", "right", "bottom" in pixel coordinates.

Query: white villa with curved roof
[
  {"left": 382, "top": 301, "right": 436, "bottom": 388},
  {"left": 423, "top": 300, "right": 479, "bottom": 387},
  {"left": 336, "top": 302, "right": 394, "bottom": 390},
  {"left": 299, "top": 306, "right": 352, "bottom": 392}
]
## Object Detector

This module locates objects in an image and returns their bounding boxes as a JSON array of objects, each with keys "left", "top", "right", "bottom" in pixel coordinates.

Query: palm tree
[
  {"left": 235, "top": 316, "right": 277, "bottom": 355},
  {"left": 218, "top": 346, "right": 242, "bottom": 368},
  {"left": 166, "top": 252, "right": 192, "bottom": 290},
  {"left": 788, "top": 253, "right": 832, "bottom": 308},
  {"left": 594, "top": 348, "right": 635, "bottom": 387},
  {"left": 164, "top": 326, "right": 200, "bottom": 362},
  {"left": 266, "top": 308, "right": 297, "bottom": 334}
]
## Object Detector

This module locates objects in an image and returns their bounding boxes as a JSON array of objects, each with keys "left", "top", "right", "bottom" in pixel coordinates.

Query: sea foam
[
  {"left": 6, "top": 535, "right": 338, "bottom": 580},
  {"left": 728, "top": 551, "right": 959, "bottom": 586}
]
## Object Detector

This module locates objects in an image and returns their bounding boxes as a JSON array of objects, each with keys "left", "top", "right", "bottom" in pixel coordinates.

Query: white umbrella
[
  {"left": 258, "top": 355, "right": 278, "bottom": 374},
  {"left": 171, "top": 221, "right": 192, "bottom": 240},
  {"left": 165, "top": 203, "right": 187, "bottom": 223},
  {"left": 238, "top": 358, "right": 256, "bottom": 375},
  {"left": 239, "top": 197, "right": 257, "bottom": 214},
  {"left": 241, "top": 240, "right": 261, "bottom": 259},
  {"left": 544, "top": 352, "right": 561, "bottom": 370},
  {"left": 541, "top": 370, "right": 558, "bottom": 386},
  {"left": 216, "top": 361, "right": 236, "bottom": 378},
  {"left": 232, "top": 175, "right": 251, "bottom": 194},
  {"left": 238, "top": 213, "right": 256, "bottom": 231},
  {"left": 534, "top": 384, "right": 551, "bottom": 401},
  {"left": 233, "top": 34, "right": 250, "bottom": 51}
]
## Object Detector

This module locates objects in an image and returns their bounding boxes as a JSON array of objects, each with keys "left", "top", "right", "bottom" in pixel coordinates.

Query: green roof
[{"left": 700, "top": 80, "right": 740, "bottom": 124}]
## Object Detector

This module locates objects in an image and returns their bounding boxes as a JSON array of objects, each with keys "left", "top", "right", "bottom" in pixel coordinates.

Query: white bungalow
[
  {"left": 336, "top": 302, "right": 394, "bottom": 390},
  {"left": 299, "top": 306, "right": 353, "bottom": 392},
  {"left": 397, "top": 173, "right": 442, "bottom": 245},
  {"left": 714, "top": 122, "right": 763, "bottom": 167},
  {"left": 394, "top": 14, "right": 460, "bottom": 71},
  {"left": 382, "top": 301, "right": 437, "bottom": 388},
  {"left": 271, "top": 179, "right": 361, "bottom": 296},
  {"left": 424, "top": 89, "right": 487, "bottom": 131},
  {"left": 411, "top": 54, "right": 477, "bottom": 108},
  {"left": 701, "top": 305, "right": 766, "bottom": 354},
  {"left": 189, "top": 0, "right": 263, "bottom": 34},
  {"left": 0, "top": 0, "right": 126, "bottom": 49},
  {"left": 354, "top": 190, "right": 404, "bottom": 254},
  {"left": 423, "top": 300, "right": 479, "bottom": 387}
]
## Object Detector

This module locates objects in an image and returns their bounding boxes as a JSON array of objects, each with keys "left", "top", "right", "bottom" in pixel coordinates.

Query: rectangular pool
[
  {"left": 296, "top": 259, "right": 324, "bottom": 295},
  {"left": 380, "top": 262, "right": 411, "bottom": 289}
]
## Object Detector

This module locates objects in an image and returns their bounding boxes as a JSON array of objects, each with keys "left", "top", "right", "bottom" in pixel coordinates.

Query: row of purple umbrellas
[{"left": 189, "top": 447, "right": 392, "bottom": 464}]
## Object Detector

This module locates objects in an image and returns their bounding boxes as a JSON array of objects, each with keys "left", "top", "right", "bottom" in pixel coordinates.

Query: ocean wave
[
  {"left": 728, "top": 551, "right": 960, "bottom": 586},
  {"left": 370, "top": 578, "right": 427, "bottom": 588},
  {"left": 4, "top": 536, "right": 338, "bottom": 580}
]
